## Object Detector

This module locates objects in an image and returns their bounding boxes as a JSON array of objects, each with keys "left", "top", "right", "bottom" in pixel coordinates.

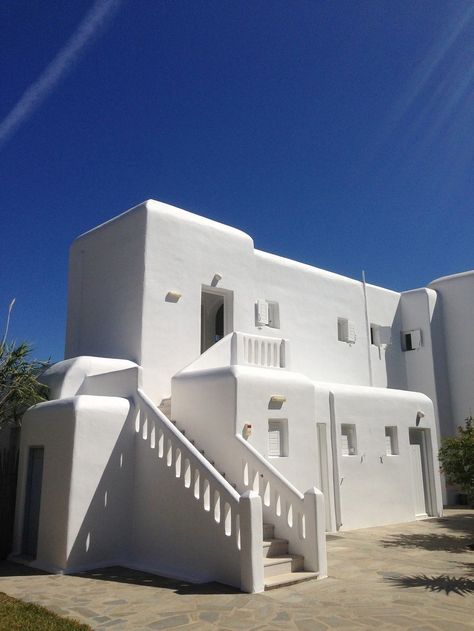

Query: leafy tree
[
  {"left": 0, "top": 341, "right": 49, "bottom": 428},
  {"left": 439, "top": 417, "right": 474, "bottom": 506}
]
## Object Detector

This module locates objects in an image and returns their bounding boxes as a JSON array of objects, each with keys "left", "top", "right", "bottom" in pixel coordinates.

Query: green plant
[
  {"left": 439, "top": 416, "right": 474, "bottom": 506},
  {"left": 0, "top": 341, "right": 49, "bottom": 428},
  {"left": 0, "top": 592, "right": 92, "bottom": 630}
]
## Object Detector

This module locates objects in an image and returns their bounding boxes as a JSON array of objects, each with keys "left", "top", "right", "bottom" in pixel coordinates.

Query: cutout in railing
[
  {"left": 184, "top": 459, "right": 191, "bottom": 488},
  {"left": 175, "top": 448, "right": 181, "bottom": 478},
  {"left": 275, "top": 492, "right": 281, "bottom": 517},
  {"left": 263, "top": 480, "right": 271, "bottom": 506},
  {"left": 224, "top": 502, "right": 232, "bottom": 536},
  {"left": 203, "top": 479, "right": 210, "bottom": 511},
  {"left": 299, "top": 513, "right": 306, "bottom": 539},
  {"left": 236, "top": 514, "right": 241, "bottom": 550},
  {"left": 243, "top": 461, "right": 249, "bottom": 486},
  {"left": 287, "top": 502, "right": 293, "bottom": 528},
  {"left": 194, "top": 469, "right": 200, "bottom": 499},
  {"left": 158, "top": 430, "right": 164, "bottom": 458},
  {"left": 252, "top": 470, "right": 259, "bottom": 493},
  {"left": 166, "top": 440, "right": 173, "bottom": 467},
  {"left": 214, "top": 490, "right": 221, "bottom": 523},
  {"left": 142, "top": 416, "right": 148, "bottom": 440},
  {"left": 150, "top": 425, "right": 156, "bottom": 449}
]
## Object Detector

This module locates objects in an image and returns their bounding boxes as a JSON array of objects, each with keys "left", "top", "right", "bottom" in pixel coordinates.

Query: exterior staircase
[
  {"left": 165, "top": 401, "right": 319, "bottom": 591},
  {"left": 262, "top": 522, "right": 318, "bottom": 590}
]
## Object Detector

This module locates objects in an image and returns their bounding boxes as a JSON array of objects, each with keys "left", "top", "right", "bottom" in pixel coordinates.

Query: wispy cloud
[{"left": 0, "top": 0, "right": 121, "bottom": 150}]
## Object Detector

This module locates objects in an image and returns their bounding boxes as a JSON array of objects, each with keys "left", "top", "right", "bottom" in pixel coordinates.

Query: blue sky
[{"left": 1, "top": 1, "right": 473, "bottom": 362}]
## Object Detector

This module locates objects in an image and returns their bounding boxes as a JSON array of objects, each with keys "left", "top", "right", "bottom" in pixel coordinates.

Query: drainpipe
[
  {"left": 329, "top": 391, "right": 343, "bottom": 530},
  {"left": 362, "top": 270, "right": 373, "bottom": 387}
]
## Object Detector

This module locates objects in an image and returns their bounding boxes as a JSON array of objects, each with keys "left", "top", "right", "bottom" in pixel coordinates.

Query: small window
[
  {"left": 338, "top": 318, "right": 356, "bottom": 344},
  {"left": 371, "top": 324, "right": 392, "bottom": 347},
  {"left": 256, "top": 300, "right": 280, "bottom": 329},
  {"left": 385, "top": 426, "right": 399, "bottom": 455},
  {"left": 267, "top": 301, "right": 280, "bottom": 329},
  {"left": 370, "top": 324, "right": 377, "bottom": 345},
  {"left": 341, "top": 424, "right": 357, "bottom": 455},
  {"left": 268, "top": 419, "right": 288, "bottom": 457},
  {"left": 401, "top": 329, "right": 422, "bottom": 351}
]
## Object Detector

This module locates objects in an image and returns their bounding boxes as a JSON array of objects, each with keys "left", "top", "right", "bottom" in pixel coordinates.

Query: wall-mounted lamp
[
  {"left": 165, "top": 291, "right": 182, "bottom": 303},
  {"left": 242, "top": 423, "right": 252, "bottom": 440},
  {"left": 269, "top": 395, "right": 286, "bottom": 410},
  {"left": 416, "top": 411, "right": 425, "bottom": 426},
  {"left": 211, "top": 273, "right": 222, "bottom": 287}
]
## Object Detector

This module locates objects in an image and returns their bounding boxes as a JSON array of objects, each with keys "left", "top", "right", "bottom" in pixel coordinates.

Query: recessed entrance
[
  {"left": 200, "top": 288, "right": 233, "bottom": 353},
  {"left": 22, "top": 446, "right": 44, "bottom": 557},
  {"left": 409, "top": 429, "right": 432, "bottom": 518}
]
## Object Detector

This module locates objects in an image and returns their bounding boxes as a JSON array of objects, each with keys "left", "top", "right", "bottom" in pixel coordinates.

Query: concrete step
[
  {"left": 263, "top": 554, "right": 304, "bottom": 578},
  {"left": 263, "top": 523, "right": 274, "bottom": 540},
  {"left": 263, "top": 538, "right": 289, "bottom": 558},
  {"left": 264, "top": 571, "right": 319, "bottom": 590}
]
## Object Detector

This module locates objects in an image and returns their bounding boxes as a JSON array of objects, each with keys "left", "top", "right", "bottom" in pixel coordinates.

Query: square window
[
  {"left": 268, "top": 419, "right": 288, "bottom": 457},
  {"left": 341, "top": 424, "right": 357, "bottom": 455},
  {"left": 385, "top": 426, "right": 399, "bottom": 455},
  {"left": 338, "top": 318, "right": 356, "bottom": 343},
  {"left": 256, "top": 300, "right": 280, "bottom": 328},
  {"left": 401, "top": 329, "right": 422, "bottom": 351}
]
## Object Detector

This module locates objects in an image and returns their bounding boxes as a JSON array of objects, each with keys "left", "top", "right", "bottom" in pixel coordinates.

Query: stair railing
[
  {"left": 228, "top": 435, "right": 327, "bottom": 577},
  {"left": 135, "top": 389, "right": 264, "bottom": 592}
]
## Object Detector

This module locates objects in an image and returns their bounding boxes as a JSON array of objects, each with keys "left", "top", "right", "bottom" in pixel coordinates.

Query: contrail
[{"left": 0, "top": 0, "right": 121, "bottom": 150}]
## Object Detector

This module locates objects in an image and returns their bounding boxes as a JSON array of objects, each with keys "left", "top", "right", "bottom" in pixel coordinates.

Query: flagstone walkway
[{"left": 1, "top": 509, "right": 473, "bottom": 630}]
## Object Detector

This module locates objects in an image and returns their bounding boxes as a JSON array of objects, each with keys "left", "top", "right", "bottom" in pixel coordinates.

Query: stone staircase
[
  {"left": 161, "top": 397, "right": 319, "bottom": 590},
  {"left": 262, "top": 522, "right": 318, "bottom": 590}
]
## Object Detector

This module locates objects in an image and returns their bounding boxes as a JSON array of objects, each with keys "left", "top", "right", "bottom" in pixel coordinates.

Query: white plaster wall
[
  {"left": 429, "top": 272, "right": 474, "bottom": 436},
  {"left": 66, "top": 200, "right": 416, "bottom": 403},
  {"left": 131, "top": 422, "right": 241, "bottom": 587},
  {"left": 328, "top": 384, "right": 442, "bottom": 530},
  {"left": 400, "top": 289, "right": 440, "bottom": 433},
  {"left": 140, "top": 200, "right": 256, "bottom": 402},
  {"left": 13, "top": 396, "right": 135, "bottom": 573},
  {"left": 65, "top": 203, "right": 147, "bottom": 362}
]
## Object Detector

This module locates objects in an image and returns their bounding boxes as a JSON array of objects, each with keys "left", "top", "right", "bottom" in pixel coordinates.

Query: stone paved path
[{"left": 1, "top": 509, "right": 473, "bottom": 630}]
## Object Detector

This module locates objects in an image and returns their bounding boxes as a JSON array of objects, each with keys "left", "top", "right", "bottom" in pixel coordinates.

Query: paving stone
[{"left": 0, "top": 509, "right": 472, "bottom": 631}]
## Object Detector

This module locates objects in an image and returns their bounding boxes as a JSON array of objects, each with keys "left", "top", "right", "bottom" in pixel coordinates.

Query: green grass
[{"left": 0, "top": 592, "right": 92, "bottom": 631}]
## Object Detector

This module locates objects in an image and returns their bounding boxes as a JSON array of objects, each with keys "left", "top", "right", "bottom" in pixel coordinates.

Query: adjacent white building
[{"left": 12, "top": 200, "right": 473, "bottom": 591}]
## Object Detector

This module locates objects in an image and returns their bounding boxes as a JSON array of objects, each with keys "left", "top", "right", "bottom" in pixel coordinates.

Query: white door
[{"left": 409, "top": 443, "right": 427, "bottom": 517}]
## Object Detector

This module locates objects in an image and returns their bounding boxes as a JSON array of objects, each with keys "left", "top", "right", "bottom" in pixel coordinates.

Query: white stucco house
[{"left": 11, "top": 200, "right": 473, "bottom": 592}]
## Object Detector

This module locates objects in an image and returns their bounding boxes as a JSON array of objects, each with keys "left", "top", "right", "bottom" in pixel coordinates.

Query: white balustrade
[
  {"left": 231, "top": 435, "right": 326, "bottom": 575},
  {"left": 231, "top": 332, "right": 289, "bottom": 369},
  {"left": 134, "top": 389, "right": 265, "bottom": 591}
]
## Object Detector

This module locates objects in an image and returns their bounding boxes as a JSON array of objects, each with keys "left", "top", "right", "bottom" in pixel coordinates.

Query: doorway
[
  {"left": 409, "top": 429, "right": 431, "bottom": 518},
  {"left": 22, "top": 447, "right": 44, "bottom": 557},
  {"left": 200, "top": 288, "right": 233, "bottom": 353}
]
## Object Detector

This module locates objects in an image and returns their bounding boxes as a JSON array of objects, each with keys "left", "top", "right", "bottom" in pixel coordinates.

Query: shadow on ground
[
  {"left": 75, "top": 566, "right": 239, "bottom": 595},
  {"left": 430, "top": 511, "right": 474, "bottom": 536},
  {"left": 380, "top": 532, "right": 474, "bottom": 553},
  {"left": 384, "top": 574, "right": 474, "bottom": 596},
  {"left": 0, "top": 561, "right": 49, "bottom": 577}
]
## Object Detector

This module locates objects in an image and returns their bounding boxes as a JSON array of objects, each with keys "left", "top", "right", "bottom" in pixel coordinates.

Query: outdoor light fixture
[
  {"left": 242, "top": 423, "right": 252, "bottom": 440},
  {"left": 211, "top": 273, "right": 222, "bottom": 287},
  {"left": 416, "top": 410, "right": 425, "bottom": 426},
  {"left": 166, "top": 290, "right": 182, "bottom": 303}
]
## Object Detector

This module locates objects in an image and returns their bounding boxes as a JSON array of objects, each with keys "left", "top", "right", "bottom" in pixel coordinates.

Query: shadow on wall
[
  {"left": 384, "top": 574, "right": 474, "bottom": 596},
  {"left": 385, "top": 302, "right": 406, "bottom": 390},
  {"left": 66, "top": 409, "right": 136, "bottom": 570},
  {"left": 73, "top": 566, "right": 239, "bottom": 595}
]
